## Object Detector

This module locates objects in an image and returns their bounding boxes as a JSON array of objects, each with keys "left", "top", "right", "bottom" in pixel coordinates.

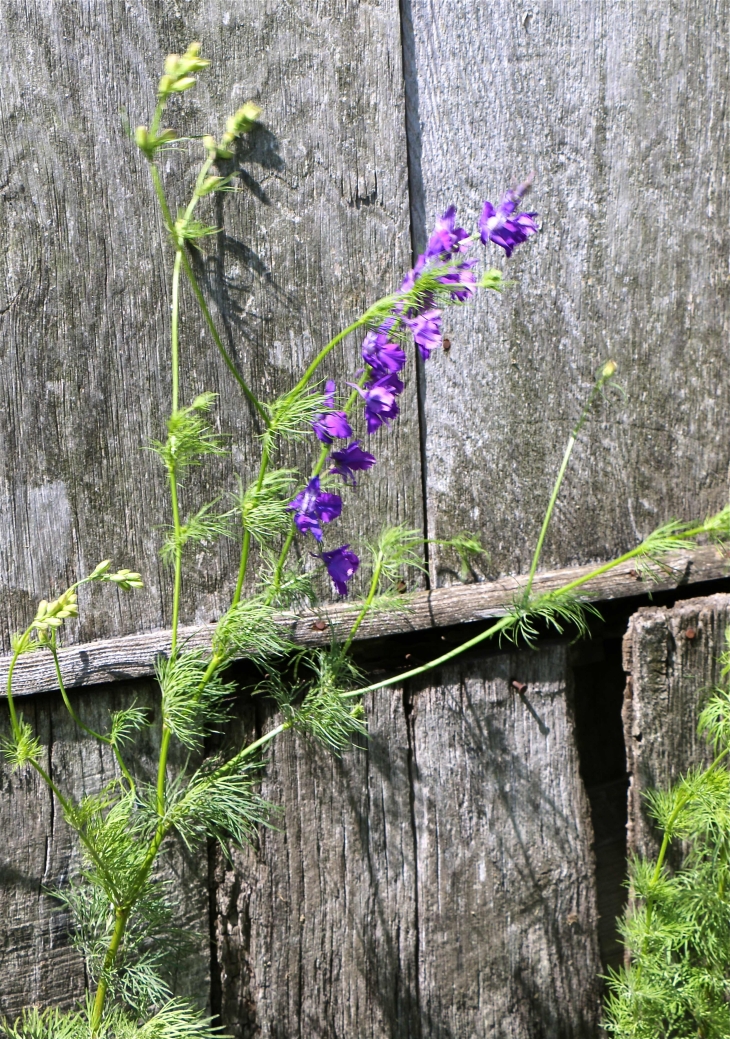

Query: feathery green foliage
[{"left": 605, "top": 630, "right": 730, "bottom": 1038}]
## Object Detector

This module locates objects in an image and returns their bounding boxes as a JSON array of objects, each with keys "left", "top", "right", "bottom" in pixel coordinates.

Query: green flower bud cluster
[
  {"left": 90, "top": 560, "right": 144, "bottom": 590},
  {"left": 32, "top": 589, "right": 78, "bottom": 635},
  {"left": 203, "top": 101, "right": 262, "bottom": 161},
  {"left": 158, "top": 42, "right": 210, "bottom": 99}
]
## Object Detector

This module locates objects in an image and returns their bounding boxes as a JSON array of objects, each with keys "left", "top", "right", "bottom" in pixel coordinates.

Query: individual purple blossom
[
  {"left": 362, "top": 327, "right": 407, "bottom": 375},
  {"left": 329, "top": 440, "right": 377, "bottom": 485},
  {"left": 318, "top": 544, "right": 360, "bottom": 595},
  {"left": 479, "top": 176, "right": 539, "bottom": 257},
  {"left": 312, "top": 380, "right": 353, "bottom": 444},
  {"left": 437, "top": 259, "right": 477, "bottom": 302},
  {"left": 353, "top": 373, "right": 404, "bottom": 433},
  {"left": 424, "top": 205, "right": 470, "bottom": 261},
  {"left": 286, "top": 476, "right": 342, "bottom": 542},
  {"left": 406, "top": 308, "right": 442, "bottom": 360}
]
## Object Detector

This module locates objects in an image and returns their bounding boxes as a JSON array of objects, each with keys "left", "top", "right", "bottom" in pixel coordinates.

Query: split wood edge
[{"left": 1, "top": 546, "right": 727, "bottom": 698}]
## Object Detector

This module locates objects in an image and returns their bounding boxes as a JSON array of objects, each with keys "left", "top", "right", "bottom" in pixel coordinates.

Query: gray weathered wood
[
  {"left": 622, "top": 593, "right": 730, "bottom": 859},
  {"left": 405, "top": 0, "right": 730, "bottom": 585},
  {"left": 0, "top": 0, "right": 419, "bottom": 651},
  {"left": 215, "top": 643, "right": 601, "bottom": 1037},
  {"left": 0, "top": 680, "right": 209, "bottom": 1019},
  {"left": 4, "top": 544, "right": 726, "bottom": 699}
]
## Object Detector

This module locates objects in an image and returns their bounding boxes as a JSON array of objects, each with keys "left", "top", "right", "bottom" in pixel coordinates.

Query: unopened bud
[
  {"left": 203, "top": 135, "right": 217, "bottom": 153},
  {"left": 601, "top": 359, "right": 617, "bottom": 379},
  {"left": 186, "top": 41, "right": 201, "bottom": 57},
  {"left": 198, "top": 175, "right": 227, "bottom": 196},
  {"left": 158, "top": 74, "right": 173, "bottom": 95},
  {"left": 169, "top": 75, "right": 196, "bottom": 93},
  {"left": 134, "top": 126, "right": 149, "bottom": 149},
  {"left": 164, "top": 54, "right": 180, "bottom": 77}
]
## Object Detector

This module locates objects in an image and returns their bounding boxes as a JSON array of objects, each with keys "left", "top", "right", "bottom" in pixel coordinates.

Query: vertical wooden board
[
  {"left": 214, "top": 686, "right": 419, "bottom": 1039},
  {"left": 405, "top": 0, "right": 730, "bottom": 584},
  {"left": 0, "top": 0, "right": 419, "bottom": 651},
  {"left": 622, "top": 593, "right": 730, "bottom": 860},
  {"left": 0, "top": 680, "right": 210, "bottom": 1017},
  {"left": 410, "top": 645, "right": 601, "bottom": 1038}
]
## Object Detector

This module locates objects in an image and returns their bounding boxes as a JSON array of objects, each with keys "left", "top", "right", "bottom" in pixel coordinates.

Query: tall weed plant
[{"left": 2, "top": 45, "right": 728, "bottom": 1038}]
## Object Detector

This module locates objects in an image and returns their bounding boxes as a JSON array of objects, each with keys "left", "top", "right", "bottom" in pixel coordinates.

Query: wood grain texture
[
  {"left": 405, "top": 0, "right": 730, "bottom": 586},
  {"left": 0, "top": 680, "right": 209, "bottom": 1019},
  {"left": 0, "top": 0, "right": 419, "bottom": 651},
  {"left": 214, "top": 643, "right": 601, "bottom": 1038},
  {"left": 4, "top": 545, "right": 727, "bottom": 699},
  {"left": 622, "top": 593, "right": 730, "bottom": 860}
]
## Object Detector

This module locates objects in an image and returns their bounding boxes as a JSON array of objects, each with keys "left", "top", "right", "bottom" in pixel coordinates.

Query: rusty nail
[
  {"left": 685, "top": 627, "right": 697, "bottom": 640},
  {"left": 405, "top": 653, "right": 412, "bottom": 660},
  {"left": 396, "top": 580, "right": 407, "bottom": 593},
  {"left": 511, "top": 679, "right": 527, "bottom": 694},
  {"left": 443, "top": 337, "right": 451, "bottom": 351},
  {"left": 311, "top": 619, "right": 327, "bottom": 631},
  {"left": 628, "top": 568, "right": 642, "bottom": 580}
]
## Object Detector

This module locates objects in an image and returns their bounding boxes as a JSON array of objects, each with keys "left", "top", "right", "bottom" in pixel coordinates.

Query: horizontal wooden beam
[{"left": 1, "top": 546, "right": 727, "bottom": 698}]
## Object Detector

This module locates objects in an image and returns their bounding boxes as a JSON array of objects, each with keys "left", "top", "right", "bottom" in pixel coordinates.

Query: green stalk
[
  {"left": 291, "top": 303, "right": 394, "bottom": 397},
  {"left": 343, "top": 555, "right": 383, "bottom": 653},
  {"left": 90, "top": 907, "right": 129, "bottom": 1036},
  {"left": 522, "top": 364, "right": 615, "bottom": 602},
  {"left": 147, "top": 165, "right": 268, "bottom": 426}
]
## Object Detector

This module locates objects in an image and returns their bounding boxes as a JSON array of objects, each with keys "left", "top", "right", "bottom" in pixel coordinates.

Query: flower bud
[
  {"left": 158, "top": 74, "right": 173, "bottom": 95},
  {"left": 164, "top": 53, "right": 181, "bottom": 77},
  {"left": 169, "top": 75, "right": 196, "bottom": 93},
  {"left": 601, "top": 359, "right": 617, "bottom": 379},
  {"left": 91, "top": 559, "right": 112, "bottom": 578},
  {"left": 203, "top": 134, "right": 217, "bottom": 153},
  {"left": 198, "top": 175, "right": 227, "bottom": 196}
]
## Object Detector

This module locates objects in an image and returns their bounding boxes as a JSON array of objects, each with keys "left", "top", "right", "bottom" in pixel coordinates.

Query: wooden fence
[{"left": 1, "top": 1, "right": 729, "bottom": 1035}]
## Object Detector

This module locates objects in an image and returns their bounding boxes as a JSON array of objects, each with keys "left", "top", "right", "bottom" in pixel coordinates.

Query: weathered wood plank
[
  {"left": 215, "top": 642, "right": 601, "bottom": 1037},
  {"left": 2, "top": 544, "right": 725, "bottom": 699},
  {"left": 622, "top": 593, "right": 730, "bottom": 859},
  {"left": 0, "top": 680, "right": 209, "bottom": 1018},
  {"left": 405, "top": 0, "right": 730, "bottom": 585},
  {"left": 0, "top": 0, "right": 418, "bottom": 651}
]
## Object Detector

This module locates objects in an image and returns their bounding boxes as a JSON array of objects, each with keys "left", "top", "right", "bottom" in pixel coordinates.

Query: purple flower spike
[
  {"left": 286, "top": 476, "right": 342, "bottom": 542},
  {"left": 362, "top": 328, "right": 407, "bottom": 375},
  {"left": 312, "top": 380, "right": 353, "bottom": 444},
  {"left": 425, "top": 205, "right": 470, "bottom": 261},
  {"left": 406, "top": 308, "right": 442, "bottom": 360},
  {"left": 329, "top": 440, "right": 377, "bottom": 485},
  {"left": 354, "top": 373, "right": 404, "bottom": 433},
  {"left": 318, "top": 544, "right": 360, "bottom": 595},
  {"left": 479, "top": 175, "right": 538, "bottom": 257}
]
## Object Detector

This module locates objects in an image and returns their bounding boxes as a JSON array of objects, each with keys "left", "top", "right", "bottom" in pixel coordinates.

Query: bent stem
[{"left": 522, "top": 363, "right": 615, "bottom": 602}]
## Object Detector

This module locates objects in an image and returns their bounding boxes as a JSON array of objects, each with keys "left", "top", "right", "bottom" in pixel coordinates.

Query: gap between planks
[{"left": 1, "top": 547, "right": 727, "bottom": 698}]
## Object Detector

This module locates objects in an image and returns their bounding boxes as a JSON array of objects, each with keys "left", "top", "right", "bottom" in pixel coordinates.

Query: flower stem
[
  {"left": 343, "top": 556, "right": 383, "bottom": 653},
  {"left": 90, "top": 906, "right": 129, "bottom": 1036},
  {"left": 522, "top": 365, "right": 614, "bottom": 602}
]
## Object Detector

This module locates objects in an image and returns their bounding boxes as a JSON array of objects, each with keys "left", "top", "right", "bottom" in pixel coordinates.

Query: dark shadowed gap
[
  {"left": 399, "top": 0, "right": 432, "bottom": 590},
  {"left": 570, "top": 635, "right": 629, "bottom": 971}
]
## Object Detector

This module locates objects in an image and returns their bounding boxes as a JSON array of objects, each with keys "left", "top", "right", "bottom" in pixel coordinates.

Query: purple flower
[
  {"left": 318, "top": 544, "right": 360, "bottom": 595},
  {"left": 479, "top": 176, "right": 538, "bottom": 257},
  {"left": 406, "top": 308, "right": 442, "bottom": 360},
  {"left": 313, "top": 411, "right": 353, "bottom": 444},
  {"left": 329, "top": 440, "right": 377, "bottom": 485},
  {"left": 312, "top": 380, "right": 353, "bottom": 444},
  {"left": 437, "top": 259, "right": 477, "bottom": 302},
  {"left": 353, "top": 373, "right": 404, "bottom": 433},
  {"left": 424, "top": 205, "right": 470, "bottom": 261},
  {"left": 286, "top": 476, "right": 342, "bottom": 542},
  {"left": 362, "top": 327, "right": 407, "bottom": 375}
]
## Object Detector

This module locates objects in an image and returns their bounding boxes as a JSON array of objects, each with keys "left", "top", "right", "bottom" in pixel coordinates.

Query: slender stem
[
  {"left": 90, "top": 906, "right": 130, "bottom": 1036},
  {"left": 156, "top": 727, "right": 172, "bottom": 817},
  {"left": 5, "top": 632, "right": 30, "bottom": 738},
  {"left": 341, "top": 616, "right": 513, "bottom": 699},
  {"left": 343, "top": 556, "right": 383, "bottom": 653},
  {"left": 291, "top": 306, "right": 390, "bottom": 397},
  {"left": 169, "top": 466, "right": 183, "bottom": 658},
  {"left": 180, "top": 251, "right": 268, "bottom": 424},
  {"left": 170, "top": 249, "right": 182, "bottom": 414},
  {"left": 148, "top": 163, "right": 268, "bottom": 425},
  {"left": 522, "top": 372, "right": 609, "bottom": 602},
  {"left": 51, "top": 645, "right": 109, "bottom": 745}
]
